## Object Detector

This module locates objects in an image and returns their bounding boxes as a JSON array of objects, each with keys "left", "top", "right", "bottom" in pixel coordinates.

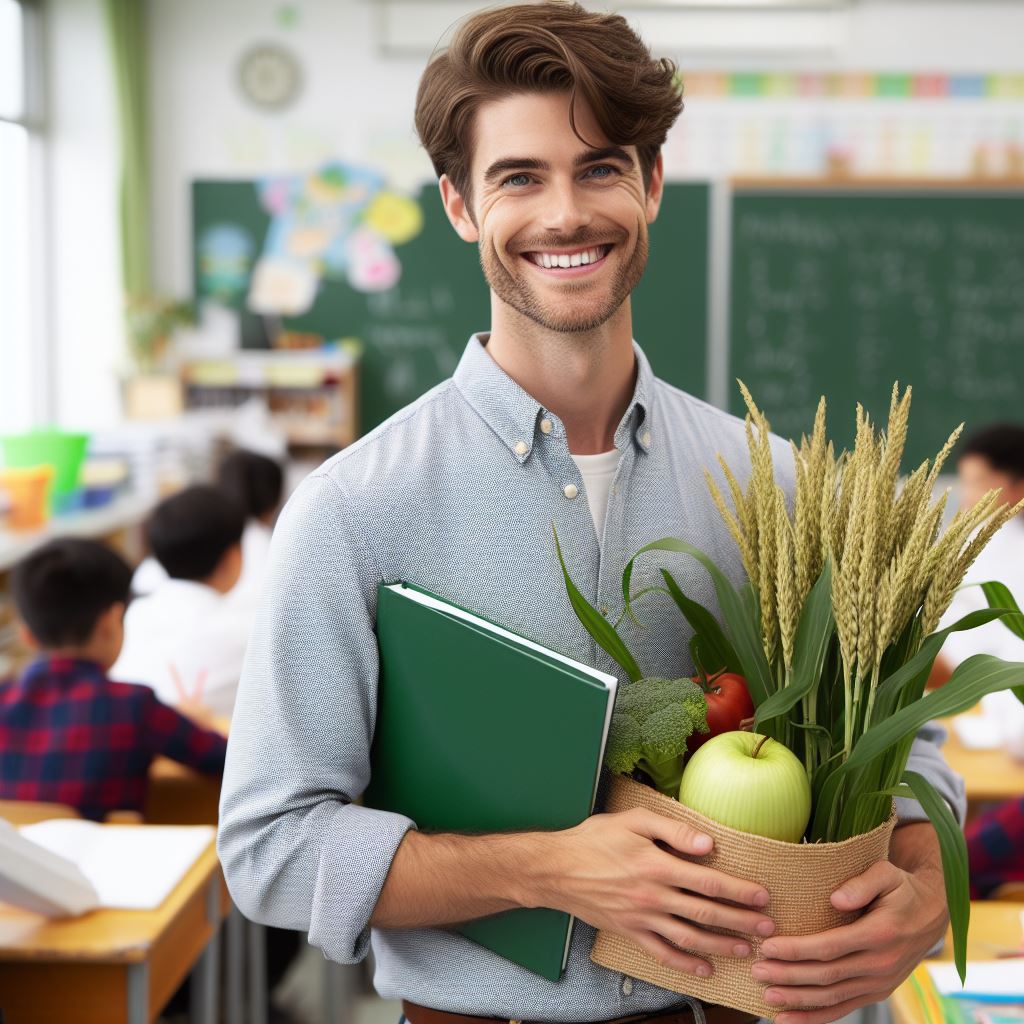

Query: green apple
[{"left": 678, "top": 731, "right": 812, "bottom": 843}]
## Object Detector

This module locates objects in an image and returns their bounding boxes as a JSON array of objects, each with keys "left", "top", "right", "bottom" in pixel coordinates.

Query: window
[{"left": 0, "top": 0, "right": 44, "bottom": 435}]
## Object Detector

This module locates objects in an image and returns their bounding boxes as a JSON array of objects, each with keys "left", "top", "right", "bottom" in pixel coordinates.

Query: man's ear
[
  {"left": 16, "top": 620, "right": 40, "bottom": 651},
  {"left": 439, "top": 175, "right": 479, "bottom": 243},
  {"left": 645, "top": 152, "right": 665, "bottom": 225}
]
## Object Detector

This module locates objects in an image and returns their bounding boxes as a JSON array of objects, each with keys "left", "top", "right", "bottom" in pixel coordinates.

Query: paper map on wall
[{"left": 246, "top": 161, "right": 424, "bottom": 314}]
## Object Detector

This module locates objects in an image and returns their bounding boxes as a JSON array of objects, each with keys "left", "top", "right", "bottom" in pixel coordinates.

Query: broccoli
[{"left": 605, "top": 677, "right": 709, "bottom": 798}]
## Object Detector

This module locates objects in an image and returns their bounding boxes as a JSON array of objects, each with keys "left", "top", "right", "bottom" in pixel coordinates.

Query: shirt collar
[
  {"left": 452, "top": 333, "right": 654, "bottom": 462},
  {"left": 21, "top": 654, "right": 107, "bottom": 687}
]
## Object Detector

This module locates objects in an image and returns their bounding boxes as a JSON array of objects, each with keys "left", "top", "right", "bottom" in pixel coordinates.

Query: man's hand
[
  {"left": 749, "top": 822, "right": 949, "bottom": 1024},
  {"left": 535, "top": 808, "right": 778, "bottom": 978}
]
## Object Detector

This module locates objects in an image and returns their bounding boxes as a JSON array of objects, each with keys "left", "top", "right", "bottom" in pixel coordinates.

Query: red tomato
[{"left": 687, "top": 672, "right": 754, "bottom": 754}]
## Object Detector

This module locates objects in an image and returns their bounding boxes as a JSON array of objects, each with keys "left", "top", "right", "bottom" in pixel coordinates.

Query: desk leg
[
  {"left": 248, "top": 919, "right": 268, "bottom": 1024},
  {"left": 227, "top": 905, "right": 245, "bottom": 1024},
  {"left": 324, "top": 959, "right": 358, "bottom": 1024},
  {"left": 127, "top": 962, "right": 149, "bottom": 1024},
  {"left": 191, "top": 880, "right": 222, "bottom": 1024}
]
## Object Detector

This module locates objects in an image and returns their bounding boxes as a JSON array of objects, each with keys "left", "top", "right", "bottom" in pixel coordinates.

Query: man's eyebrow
[
  {"left": 574, "top": 146, "right": 634, "bottom": 168},
  {"left": 483, "top": 158, "right": 549, "bottom": 185}
]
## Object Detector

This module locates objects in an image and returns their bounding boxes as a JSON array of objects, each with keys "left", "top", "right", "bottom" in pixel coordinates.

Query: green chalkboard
[
  {"left": 192, "top": 181, "right": 708, "bottom": 435},
  {"left": 729, "top": 189, "right": 1024, "bottom": 468}
]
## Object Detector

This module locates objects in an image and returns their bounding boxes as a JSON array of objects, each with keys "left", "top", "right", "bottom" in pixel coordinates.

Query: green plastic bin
[{"left": 0, "top": 430, "right": 89, "bottom": 513}]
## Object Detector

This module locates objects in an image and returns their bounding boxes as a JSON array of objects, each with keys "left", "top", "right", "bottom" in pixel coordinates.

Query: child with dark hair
[
  {"left": 112, "top": 486, "right": 251, "bottom": 717},
  {"left": 218, "top": 449, "right": 284, "bottom": 612},
  {"left": 0, "top": 538, "right": 226, "bottom": 820}
]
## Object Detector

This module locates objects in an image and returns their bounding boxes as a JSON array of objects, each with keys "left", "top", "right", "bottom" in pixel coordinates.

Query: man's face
[
  {"left": 957, "top": 453, "right": 1024, "bottom": 510},
  {"left": 441, "top": 91, "right": 662, "bottom": 334}
]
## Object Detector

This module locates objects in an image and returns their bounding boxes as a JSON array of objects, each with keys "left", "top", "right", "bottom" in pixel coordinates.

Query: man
[{"left": 219, "top": 6, "right": 963, "bottom": 1024}]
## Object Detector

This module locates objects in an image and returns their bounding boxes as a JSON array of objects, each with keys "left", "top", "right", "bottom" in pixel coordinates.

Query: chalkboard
[
  {"left": 192, "top": 181, "right": 708, "bottom": 435},
  {"left": 729, "top": 189, "right": 1024, "bottom": 467}
]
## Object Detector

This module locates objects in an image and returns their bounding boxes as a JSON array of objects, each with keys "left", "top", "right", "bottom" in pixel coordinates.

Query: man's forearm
[{"left": 369, "top": 827, "right": 554, "bottom": 928}]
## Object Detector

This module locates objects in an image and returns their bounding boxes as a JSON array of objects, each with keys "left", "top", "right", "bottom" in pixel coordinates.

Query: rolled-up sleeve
[
  {"left": 218, "top": 471, "right": 415, "bottom": 964},
  {"left": 895, "top": 721, "right": 967, "bottom": 828}
]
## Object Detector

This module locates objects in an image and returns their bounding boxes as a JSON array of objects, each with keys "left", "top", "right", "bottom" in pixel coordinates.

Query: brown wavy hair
[{"left": 414, "top": 2, "right": 683, "bottom": 208}]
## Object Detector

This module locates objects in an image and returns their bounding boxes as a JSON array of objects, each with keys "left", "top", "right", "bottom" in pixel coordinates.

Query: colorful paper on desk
[
  {"left": 19, "top": 820, "right": 215, "bottom": 911},
  {"left": 929, "top": 963, "right": 1024, "bottom": 1002}
]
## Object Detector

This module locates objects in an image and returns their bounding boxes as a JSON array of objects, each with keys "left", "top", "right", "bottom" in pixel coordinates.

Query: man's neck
[{"left": 485, "top": 299, "right": 637, "bottom": 455}]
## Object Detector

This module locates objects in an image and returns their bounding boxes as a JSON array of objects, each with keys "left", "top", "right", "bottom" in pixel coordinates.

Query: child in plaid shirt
[{"left": 0, "top": 537, "right": 227, "bottom": 820}]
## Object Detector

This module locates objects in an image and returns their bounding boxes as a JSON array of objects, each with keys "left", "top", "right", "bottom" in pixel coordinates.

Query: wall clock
[{"left": 238, "top": 44, "right": 303, "bottom": 111}]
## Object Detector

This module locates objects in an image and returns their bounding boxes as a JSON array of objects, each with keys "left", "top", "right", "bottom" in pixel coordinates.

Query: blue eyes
[{"left": 501, "top": 165, "right": 618, "bottom": 188}]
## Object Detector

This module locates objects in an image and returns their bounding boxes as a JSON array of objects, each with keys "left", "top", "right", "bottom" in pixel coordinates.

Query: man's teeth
[{"left": 530, "top": 247, "right": 606, "bottom": 269}]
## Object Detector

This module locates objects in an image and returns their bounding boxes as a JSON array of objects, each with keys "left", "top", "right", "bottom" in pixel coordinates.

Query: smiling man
[{"left": 218, "top": 6, "right": 964, "bottom": 1024}]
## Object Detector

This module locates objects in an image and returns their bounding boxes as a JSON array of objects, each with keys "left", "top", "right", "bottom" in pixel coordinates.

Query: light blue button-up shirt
[{"left": 219, "top": 335, "right": 964, "bottom": 1021}]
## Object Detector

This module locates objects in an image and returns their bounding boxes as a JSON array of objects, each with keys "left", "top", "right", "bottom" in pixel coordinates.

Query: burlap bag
[{"left": 590, "top": 775, "right": 897, "bottom": 1020}]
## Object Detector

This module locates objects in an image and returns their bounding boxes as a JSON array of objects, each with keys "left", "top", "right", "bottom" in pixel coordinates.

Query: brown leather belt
[{"left": 402, "top": 998, "right": 758, "bottom": 1024}]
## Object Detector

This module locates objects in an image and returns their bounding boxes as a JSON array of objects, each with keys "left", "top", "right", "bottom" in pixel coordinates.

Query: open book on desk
[
  {"left": 0, "top": 818, "right": 215, "bottom": 917},
  {"left": 363, "top": 581, "right": 620, "bottom": 982}
]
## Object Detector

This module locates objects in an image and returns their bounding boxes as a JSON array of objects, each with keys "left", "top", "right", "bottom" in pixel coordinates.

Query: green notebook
[{"left": 363, "top": 581, "right": 619, "bottom": 982}]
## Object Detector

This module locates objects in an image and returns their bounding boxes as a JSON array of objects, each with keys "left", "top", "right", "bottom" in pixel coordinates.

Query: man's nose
[{"left": 540, "top": 179, "right": 593, "bottom": 235}]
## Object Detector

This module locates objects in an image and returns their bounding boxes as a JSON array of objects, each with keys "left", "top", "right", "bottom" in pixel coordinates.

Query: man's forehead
[{"left": 468, "top": 91, "right": 630, "bottom": 176}]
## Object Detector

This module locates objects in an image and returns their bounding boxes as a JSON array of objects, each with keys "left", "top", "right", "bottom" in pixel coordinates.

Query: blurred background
[{"left": 1, "top": 1, "right": 1023, "bottom": 1022}]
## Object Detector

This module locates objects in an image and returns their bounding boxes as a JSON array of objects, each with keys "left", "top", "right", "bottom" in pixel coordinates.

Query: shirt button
[
  {"left": 600, "top": 604, "right": 609, "bottom": 617},
  {"left": 621, "top": 977, "right": 634, "bottom": 996},
  {"left": 642, "top": 431, "right": 652, "bottom": 447},
  {"left": 540, "top": 418, "right": 553, "bottom": 434},
  {"left": 564, "top": 484, "right": 579, "bottom": 499},
  {"left": 514, "top": 441, "right": 528, "bottom": 456}
]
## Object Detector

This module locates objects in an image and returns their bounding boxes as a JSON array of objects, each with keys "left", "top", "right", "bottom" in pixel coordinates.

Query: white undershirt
[{"left": 570, "top": 449, "right": 621, "bottom": 540}]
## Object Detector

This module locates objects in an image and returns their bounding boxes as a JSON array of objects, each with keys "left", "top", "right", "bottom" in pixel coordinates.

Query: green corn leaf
[
  {"left": 845, "top": 654, "right": 1024, "bottom": 772},
  {"left": 619, "top": 537, "right": 774, "bottom": 708},
  {"left": 553, "top": 524, "right": 642, "bottom": 683},
  {"left": 756, "top": 561, "right": 835, "bottom": 727},
  {"left": 661, "top": 568, "right": 743, "bottom": 676},
  {"left": 980, "top": 582, "right": 1024, "bottom": 705},
  {"left": 872, "top": 608, "right": 1012, "bottom": 722},
  {"left": 980, "top": 581, "right": 1024, "bottom": 641},
  {"left": 884, "top": 772, "right": 970, "bottom": 985}
]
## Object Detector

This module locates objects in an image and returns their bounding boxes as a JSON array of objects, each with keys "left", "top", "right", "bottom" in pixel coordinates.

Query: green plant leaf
[
  {"left": 886, "top": 772, "right": 970, "bottom": 985},
  {"left": 845, "top": 655, "right": 1024, "bottom": 772},
  {"left": 872, "top": 608, "right": 1013, "bottom": 722},
  {"left": 980, "top": 582, "right": 1024, "bottom": 705},
  {"left": 661, "top": 568, "right": 743, "bottom": 676},
  {"left": 619, "top": 537, "right": 774, "bottom": 708},
  {"left": 980, "top": 581, "right": 1024, "bottom": 641},
  {"left": 553, "top": 525, "right": 642, "bottom": 683},
  {"left": 755, "top": 561, "right": 834, "bottom": 727}
]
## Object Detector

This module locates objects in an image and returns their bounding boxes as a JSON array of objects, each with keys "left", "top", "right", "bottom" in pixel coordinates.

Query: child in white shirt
[{"left": 112, "top": 485, "right": 249, "bottom": 719}]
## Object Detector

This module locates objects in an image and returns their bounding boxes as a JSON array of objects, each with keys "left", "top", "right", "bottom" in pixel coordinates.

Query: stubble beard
[{"left": 479, "top": 230, "right": 650, "bottom": 334}]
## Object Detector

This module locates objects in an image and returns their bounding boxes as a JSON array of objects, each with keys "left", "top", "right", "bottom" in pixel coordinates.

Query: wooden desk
[
  {"left": 0, "top": 836, "right": 229, "bottom": 1024},
  {"left": 889, "top": 902, "right": 1024, "bottom": 1024},
  {"left": 939, "top": 716, "right": 1024, "bottom": 817},
  {"left": 145, "top": 758, "right": 221, "bottom": 825}
]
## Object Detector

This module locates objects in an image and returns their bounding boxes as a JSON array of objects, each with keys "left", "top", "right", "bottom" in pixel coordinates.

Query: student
[
  {"left": 931, "top": 424, "right": 1024, "bottom": 748},
  {"left": 0, "top": 538, "right": 226, "bottom": 821},
  {"left": 111, "top": 485, "right": 249, "bottom": 719},
  {"left": 217, "top": 448, "right": 284, "bottom": 611},
  {"left": 965, "top": 795, "right": 1024, "bottom": 898},
  {"left": 219, "top": 6, "right": 964, "bottom": 1024}
]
